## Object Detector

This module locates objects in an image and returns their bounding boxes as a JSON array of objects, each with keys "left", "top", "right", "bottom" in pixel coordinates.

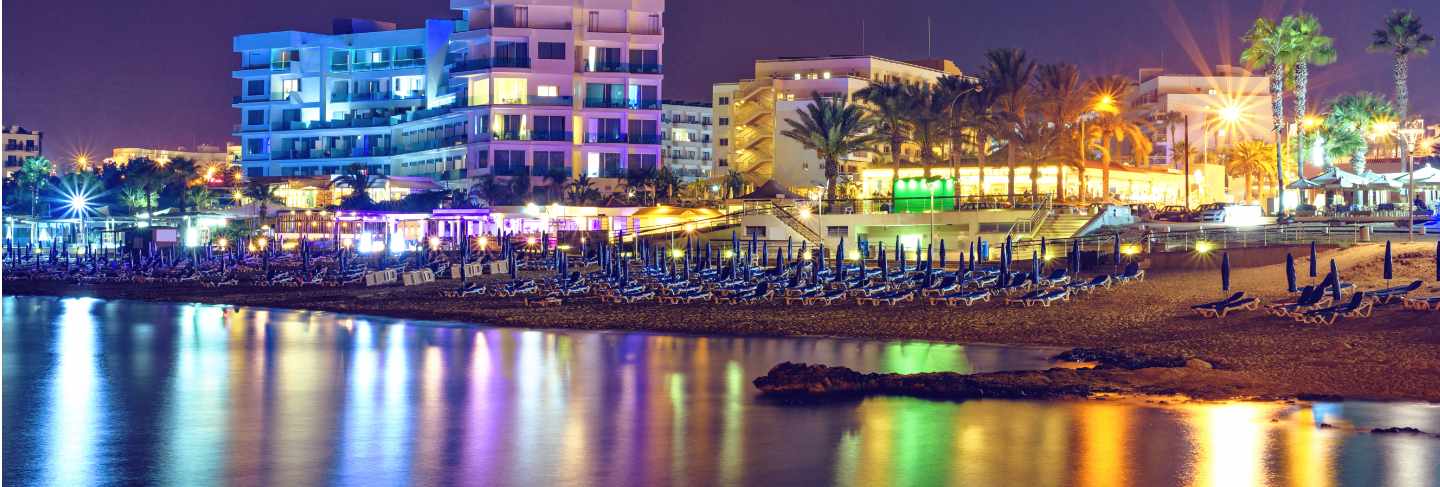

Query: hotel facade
[
  {"left": 712, "top": 56, "right": 966, "bottom": 193},
  {"left": 233, "top": 0, "right": 665, "bottom": 194},
  {"left": 3, "top": 125, "right": 43, "bottom": 178},
  {"left": 660, "top": 100, "right": 713, "bottom": 182}
]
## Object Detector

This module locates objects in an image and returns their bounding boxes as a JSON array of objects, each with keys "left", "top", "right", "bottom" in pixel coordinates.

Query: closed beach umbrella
[
  {"left": 1112, "top": 233, "right": 1121, "bottom": 267},
  {"left": 787, "top": 237, "right": 793, "bottom": 262},
  {"left": 968, "top": 241, "right": 975, "bottom": 267},
  {"left": 1285, "top": 253, "right": 1297, "bottom": 292},
  {"left": 1220, "top": 252, "right": 1231, "bottom": 292},
  {"left": 508, "top": 249, "right": 517, "bottom": 280},
  {"left": 775, "top": 247, "right": 783, "bottom": 274},
  {"left": 1383, "top": 240, "right": 1393, "bottom": 283},
  {"left": 1309, "top": 241, "right": 1318, "bottom": 280},
  {"left": 835, "top": 239, "right": 845, "bottom": 279},
  {"left": 939, "top": 239, "right": 947, "bottom": 270},
  {"left": 1070, "top": 238, "right": 1081, "bottom": 275},
  {"left": 1039, "top": 237, "right": 1047, "bottom": 262},
  {"left": 926, "top": 243, "right": 933, "bottom": 272},
  {"left": 1031, "top": 250, "right": 1040, "bottom": 285},
  {"left": 898, "top": 244, "right": 906, "bottom": 272},
  {"left": 1329, "top": 259, "right": 1341, "bottom": 301},
  {"left": 878, "top": 242, "right": 888, "bottom": 277}
]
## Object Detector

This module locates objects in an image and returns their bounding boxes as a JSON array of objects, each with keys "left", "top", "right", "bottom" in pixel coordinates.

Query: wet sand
[{"left": 7, "top": 243, "right": 1440, "bottom": 402}]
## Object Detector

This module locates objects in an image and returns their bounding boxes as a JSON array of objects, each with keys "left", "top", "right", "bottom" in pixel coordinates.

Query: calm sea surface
[{"left": 3, "top": 295, "right": 1438, "bottom": 486}]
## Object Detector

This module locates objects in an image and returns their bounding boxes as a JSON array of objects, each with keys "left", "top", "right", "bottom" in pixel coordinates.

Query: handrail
[
  {"left": 1007, "top": 194, "right": 1052, "bottom": 241},
  {"left": 769, "top": 202, "right": 824, "bottom": 245}
]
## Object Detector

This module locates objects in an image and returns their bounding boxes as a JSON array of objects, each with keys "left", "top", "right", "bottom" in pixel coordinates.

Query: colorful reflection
[{"left": 3, "top": 296, "right": 1437, "bottom": 487}]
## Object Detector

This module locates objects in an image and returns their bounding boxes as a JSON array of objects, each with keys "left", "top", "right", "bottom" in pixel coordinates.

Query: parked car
[
  {"left": 1154, "top": 205, "right": 1192, "bottom": 222},
  {"left": 1196, "top": 203, "right": 1227, "bottom": 223},
  {"left": 1198, "top": 203, "right": 1265, "bottom": 225},
  {"left": 1128, "top": 203, "right": 1156, "bottom": 220}
]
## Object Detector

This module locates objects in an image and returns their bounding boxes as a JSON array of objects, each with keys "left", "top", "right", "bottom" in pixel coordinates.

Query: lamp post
[{"left": 1398, "top": 126, "right": 1423, "bottom": 241}]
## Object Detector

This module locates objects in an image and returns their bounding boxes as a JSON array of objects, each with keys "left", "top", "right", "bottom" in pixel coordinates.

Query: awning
[
  {"left": 1388, "top": 165, "right": 1440, "bottom": 186},
  {"left": 1291, "top": 167, "right": 1398, "bottom": 190}
]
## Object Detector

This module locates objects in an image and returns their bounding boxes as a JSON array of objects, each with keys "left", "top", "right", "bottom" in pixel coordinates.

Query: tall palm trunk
[
  {"left": 975, "top": 132, "right": 987, "bottom": 198},
  {"left": 1006, "top": 143, "right": 1016, "bottom": 204},
  {"left": 1029, "top": 158, "right": 1040, "bottom": 198},
  {"left": 1393, "top": 56, "right": 1409, "bottom": 123},
  {"left": 890, "top": 136, "right": 903, "bottom": 189},
  {"left": 1244, "top": 173, "right": 1253, "bottom": 204},
  {"left": 1267, "top": 66, "right": 1285, "bottom": 212},
  {"left": 1293, "top": 61, "right": 1310, "bottom": 207},
  {"left": 1101, "top": 135, "right": 1113, "bottom": 199}
]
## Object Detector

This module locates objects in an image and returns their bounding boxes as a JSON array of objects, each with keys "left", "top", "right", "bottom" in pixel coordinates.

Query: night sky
[{"left": 3, "top": 0, "right": 1436, "bottom": 162}]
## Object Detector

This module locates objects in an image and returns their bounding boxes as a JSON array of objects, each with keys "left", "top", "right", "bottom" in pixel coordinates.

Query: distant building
[
  {"left": 3, "top": 125, "right": 43, "bottom": 178},
  {"left": 233, "top": 0, "right": 666, "bottom": 197},
  {"left": 1131, "top": 66, "right": 1274, "bottom": 170},
  {"left": 108, "top": 143, "right": 240, "bottom": 170},
  {"left": 660, "top": 101, "right": 712, "bottom": 182},
  {"left": 712, "top": 55, "right": 966, "bottom": 194}
]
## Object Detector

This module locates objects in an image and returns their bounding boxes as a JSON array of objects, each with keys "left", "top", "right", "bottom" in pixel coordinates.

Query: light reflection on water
[{"left": 3, "top": 296, "right": 1438, "bottom": 486}]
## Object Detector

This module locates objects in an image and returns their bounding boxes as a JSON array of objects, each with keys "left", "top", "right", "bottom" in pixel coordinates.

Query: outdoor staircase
[
  {"left": 1030, "top": 214, "right": 1093, "bottom": 241},
  {"left": 770, "top": 203, "right": 824, "bottom": 246}
]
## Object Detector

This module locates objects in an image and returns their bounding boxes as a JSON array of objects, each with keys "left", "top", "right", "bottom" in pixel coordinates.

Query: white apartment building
[
  {"left": 3, "top": 125, "right": 43, "bottom": 178},
  {"left": 1132, "top": 66, "right": 1274, "bottom": 170},
  {"left": 234, "top": 0, "right": 664, "bottom": 194},
  {"left": 660, "top": 100, "right": 712, "bottom": 182},
  {"left": 712, "top": 56, "right": 963, "bottom": 194}
]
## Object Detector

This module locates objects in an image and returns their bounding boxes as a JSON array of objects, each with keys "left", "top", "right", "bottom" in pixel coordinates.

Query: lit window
[
  {"left": 280, "top": 78, "right": 300, "bottom": 97},
  {"left": 807, "top": 73, "right": 818, "bottom": 80},
  {"left": 370, "top": 51, "right": 383, "bottom": 63},
  {"left": 494, "top": 78, "right": 527, "bottom": 104},
  {"left": 822, "top": 71, "right": 831, "bottom": 79},
  {"left": 792, "top": 73, "right": 801, "bottom": 80},
  {"left": 469, "top": 78, "right": 490, "bottom": 105},
  {"left": 537, "top": 85, "right": 558, "bottom": 97}
]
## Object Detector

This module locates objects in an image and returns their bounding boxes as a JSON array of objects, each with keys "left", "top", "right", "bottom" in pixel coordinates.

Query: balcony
[
  {"left": 583, "top": 62, "right": 629, "bottom": 73},
  {"left": 629, "top": 99, "right": 661, "bottom": 110},
  {"left": 532, "top": 131, "right": 571, "bottom": 142},
  {"left": 628, "top": 134, "right": 661, "bottom": 145},
  {"left": 493, "top": 57, "right": 531, "bottom": 68},
  {"left": 270, "top": 60, "right": 294, "bottom": 72},
  {"left": 451, "top": 57, "right": 530, "bottom": 73},
  {"left": 529, "top": 95, "right": 573, "bottom": 106},
  {"left": 629, "top": 64, "right": 662, "bottom": 74},
  {"left": 331, "top": 91, "right": 425, "bottom": 103},
  {"left": 585, "top": 133, "right": 627, "bottom": 144},
  {"left": 487, "top": 131, "right": 575, "bottom": 142},
  {"left": 583, "top": 98, "right": 628, "bottom": 109}
]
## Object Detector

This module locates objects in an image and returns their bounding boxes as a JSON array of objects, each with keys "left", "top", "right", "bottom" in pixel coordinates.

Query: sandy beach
[{"left": 7, "top": 242, "right": 1440, "bottom": 402}]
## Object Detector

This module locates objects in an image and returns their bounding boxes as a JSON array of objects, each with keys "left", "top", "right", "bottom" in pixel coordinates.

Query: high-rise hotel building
[{"left": 233, "top": 0, "right": 664, "bottom": 192}]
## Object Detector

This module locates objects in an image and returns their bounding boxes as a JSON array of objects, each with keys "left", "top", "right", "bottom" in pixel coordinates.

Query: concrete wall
[{"left": 1146, "top": 243, "right": 1339, "bottom": 271}]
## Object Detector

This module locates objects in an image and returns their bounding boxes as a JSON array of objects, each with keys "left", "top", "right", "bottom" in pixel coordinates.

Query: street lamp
[{"left": 1397, "top": 126, "right": 1424, "bottom": 241}]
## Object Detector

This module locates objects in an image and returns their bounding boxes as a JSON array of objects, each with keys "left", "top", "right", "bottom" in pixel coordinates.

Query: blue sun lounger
[
  {"left": 1024, "top": 288, "right": 1071, "bottom": 307},
  {"left": 1300, "top": 293, "right": 1372, "bottom": 325},
  {"left": 1190, "top": 292, "right": 1258, "bottom": 318}
]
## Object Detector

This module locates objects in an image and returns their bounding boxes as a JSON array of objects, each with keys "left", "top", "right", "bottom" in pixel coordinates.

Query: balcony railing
[
  {"left": 331, "top": 91, "right": 425, "bottom": 103},
  {"left": 270, "top": 60, "right": 294, "bottom": 71},
  {"left": 348, "top": 58, "right": 422, "bottom": 72},
  {"left": 629, "top": 63, "right": 662, "bottom": 74},
  {"left": 529, "top": 95, "right": 573, "bottom": 106},
  {"left": 451, "top": 57, "right": 531, "bottom": 72},
  {"left": 629, "top": 99, "right": 661, "bottom": 110},
  {"left": 583, "top": 98, "right": 628, "bottom": 109},
  {"left": 584, "top": 133, "right": 627, "bottom": 144},
  {"left": 584, "top": 62, "right": 629, "bottom": 73},
  {"left": 269, "top": 136, "right": 465, "bottom": 161},
  {"left": 628, "top": 134, "right": 661, "bottom": 145},
  {"left": 493, "top": 57, "right": 531, "bottom": 68},
  {"left": 487, "top": 131, "right": 573, "bottom": 142}
]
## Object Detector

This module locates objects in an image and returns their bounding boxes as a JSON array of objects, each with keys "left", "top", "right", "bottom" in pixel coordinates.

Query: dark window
[
  {"left": 718, "top": 117, "right": 729, "bottom": 126},
  {"left": 627, "top": 153, "right": 657, "bottom": 172},
  {"left": 719, "top": 138, "right": 728, "bottom": 147},
  {"left": 533, "top": 151, "right": 567, "bottom": 174},
  {"left": 246, "top": 138, "right": 265, "bottom": 155},
  {"left": 246, "top": 110, "right": 265, "bottom": 125},
  {"left": 628, "top": 49, "right": 658, "bottom": 66},
  {"left": 538, "top": 42, "right": 566, "bottom": 60},
  {"left": 601, "top": 153, "right": 622, "bottom": 177},
  {"left": 494, "top": 150, "right": 525, "bottom": 175},
  {"left": 475, "top": 150, "right": 489, "bottom": 168},
  {"left": 534, "top": 116, "right": 565, "bottom": 138},
  {"left": 495, "top": 41, "right": 528, "bottom": 61},
  {"left": 718, "top": 97, "right": 729, "bottom": 105},
  {"left": 745, "top": 226, "right": 767, "bottom": 238},
  {"left": 246, "top": 167, "right": 265, "bottom": 177},
  {"left": 500, "top": 115, "right": 522, "bottom": 138},
  {"left": 247, "top": 80, "right": 265, "bottom": 96}
]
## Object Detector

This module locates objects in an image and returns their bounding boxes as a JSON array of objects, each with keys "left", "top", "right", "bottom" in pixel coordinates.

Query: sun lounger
[
  {"left": 1300, "top": 294, "right": 1373, "bottom": 325},
  {"left": 1112, "top": 262, "right": 1145, "bottom": 283},
  {"left": 920, "top": 276, "right": 959, "bottom": 296},
  {"left": 1039, "top": 269, "right": 1069, "bottom": 287},
  {"left": 1265, "top": 285, "right": 1332, "bottom": 317},
  {"left": 939, "top": 290, "right": 992, "bottom": 307},
  {"left": 1400, "top": 295, "right": 1440, "bottom": 311},
  {"left": 1361, "top": 280, "right": 1423, "bottom": 305},
  {"left": 525, "top": 296, "right": 562, "bottom": 307},
  {"left": 803, "top": 288, "right": 851, "bottom": 306},
  {"left": 783, "top": 288, "right": 822, "bottom": 304},
  {"left": 1191, "top": 292, "right": 1258, "bottom": 318},
  {"left": 1005, "top": 289, "right": 1049, "bottom": 306},
  {"left": 1066, "top": 275, "right": 1111, "bottom": 294},
  {"left": 859, "top": 290, "right": 913, "bottom": 306},
  {"left": 1024, "top": 288, "right": 1071, "bottom": 307}
]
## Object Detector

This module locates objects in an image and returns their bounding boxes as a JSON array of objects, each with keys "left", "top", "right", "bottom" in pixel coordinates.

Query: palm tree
[
  {"left": 241, "top": 180, "right": 283, "bottom": 224},
  {"left": 622, "top": 165, "right": 656, "bottom": 205},
  {"left": 855, "top": 80, "right": 914, "bottom": 183},
  {"left": 936, "top": 75, "right": 982, "bottom": 176},
  {"left": 905, "top": 83, "right": 948, "bottom": 174},
  {"left": 1087, "top": 75, "right": 1153, "bottom": 198},
  {"left": 166, "top": 157, "right": 198, "bottom": 213},
  {"left": 780, "top": 92, "right": 877, "bottom": 203},
  {"left": 1011, "top": 117, "right": 1067, "bottom": 199},
  {"left": 1226, "top": 140, "right": 1278, "bottom": 204},
  {"left": 564, "top": 174, "right": 600, "bottom": 204},
  {"left": 1369, "top": 10, "right": 1434, "bottom": 126},
  {"left": 122, "top": 158, "right": 167, "bottom": 216},
  {"left": 510, "top": 165, "right": 533, "bottom": 203},
  {"left": 654, "top": 166, "right": 681, "bottom": 203},
  {"left": 187, "top": 186, "right": 218, "bottom": 212},
  {"left": 1242, "top": 17, "right": 1296, "bottom": 212},
  {"left": 1033, "top": 63, "right": 1086, "bottom": 200},
  {"left": 15, "top": 156, "right": 53, "bottom": 218},
  {"left": 982, "top": 48, "right": 1036, "bottom": 204},
  {"left": 471, "top": 174, "right": 508, "bottom": 206},
  {"left": 329, "top": 163, "right": 387, "bottom": 209},
  {"left": 722, "top": 170, "right": 746, "bottom": 199},
  {"left": 958, "top": 79, "right": 1002, "bottom": 198},
  {"left": 542, "top": 166, "right": 569, "bottom": 202},
  {"left": 1284, "top": 13, "right": 1337, "bottom": 181},
  {"left": 1324, "top": 93, "right": 1396, "bottom": 175}
]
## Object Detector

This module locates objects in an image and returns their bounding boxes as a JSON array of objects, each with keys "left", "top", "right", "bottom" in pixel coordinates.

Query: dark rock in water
[
  {"left": 752, "top": 362, "right": 1095, "bottom": 401},
  {"left": 1318, "top": 423, "right": 1335, "bottom": 429},
  {"left": 1371, "top": 427, "right": 1428, "bottom": 435},
  {"left": 1054, "top": 348, "right": 1189, "bottom": 369}
]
